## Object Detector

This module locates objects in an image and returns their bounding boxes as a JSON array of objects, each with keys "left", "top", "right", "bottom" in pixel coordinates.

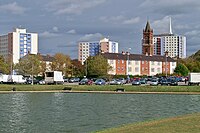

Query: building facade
[
  {"left": 78, "top": 38, "right": 118, "bottom": 65},
  {"left": 103, "top": 53, "right": 176, "bottom": 76},
  {"left": 0, "top": 28, "right": 38, "bottom": 64}
]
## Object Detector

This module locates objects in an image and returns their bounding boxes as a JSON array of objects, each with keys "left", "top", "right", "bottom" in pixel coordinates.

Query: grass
[
  {"left": 0, "top": 84, "right": 200, "bottom": 92},
  {"left": 96, "top": 113, "right": 200, "bottom": 133}
]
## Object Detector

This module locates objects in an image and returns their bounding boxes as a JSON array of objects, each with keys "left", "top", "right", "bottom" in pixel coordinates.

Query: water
[{"left": 0, "top": 93, "right": 200, "bottom": 133}]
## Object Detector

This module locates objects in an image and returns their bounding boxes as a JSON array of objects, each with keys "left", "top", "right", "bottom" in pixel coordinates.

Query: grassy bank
[
  {"left": 96, "top": 113, "right": 200, "bottom": 133},
  {"left": 0, "top": 84, "right": 200, "bottom": 92}
]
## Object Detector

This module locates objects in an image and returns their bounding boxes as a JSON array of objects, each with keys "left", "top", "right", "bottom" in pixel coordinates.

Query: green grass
[
  {"left": 96, "top": 113, "right": 200, "bottom": 133},
  {"left": 0, "top": 84, "right": 200, "bottom": 92}
]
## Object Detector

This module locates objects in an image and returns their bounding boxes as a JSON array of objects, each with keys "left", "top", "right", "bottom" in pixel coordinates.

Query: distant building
[
  {"left": 103, "top": 52, "right": 176, "bottom": 76},
  {"left": 0, "top": 28, "right": 38, "bottom": 64},
  {"left": 142, "top": 21, "right": 154, "bottom": 56},
  {"left": 78, "top": 38, "right": 119, "bottom": 65},
  {"left": 142, "top": 18, "right": 187, "bottom": 59}
]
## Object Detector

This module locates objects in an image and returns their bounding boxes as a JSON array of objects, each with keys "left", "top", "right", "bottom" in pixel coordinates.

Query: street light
[
  {"left": 165, "top": 51, "right": 168, "bottom": 77},
  {"left": 126, "top": 48, "right": 131, "bottom": 77}
]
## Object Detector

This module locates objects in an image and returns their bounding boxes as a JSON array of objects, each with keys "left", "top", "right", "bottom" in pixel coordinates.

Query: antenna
[{"left": 169, "top": 17, "right": 173, "bottom": 34}]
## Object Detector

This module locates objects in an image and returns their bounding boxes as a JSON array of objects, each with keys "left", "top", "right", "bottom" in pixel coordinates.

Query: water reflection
[{"left": 0, "top": 93, "right": 200, "bottom": 133}]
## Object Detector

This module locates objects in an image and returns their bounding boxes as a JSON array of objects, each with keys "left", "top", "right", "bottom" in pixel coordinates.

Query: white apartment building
[
  {"left": 78, "top": 38, "right": 119, "bottom": 65},
  {"left": 154, "top": 34, "right": 187, "bottom": 58},
  {"left": 0, "top": 28, "right": 38, "bottom": 64}
]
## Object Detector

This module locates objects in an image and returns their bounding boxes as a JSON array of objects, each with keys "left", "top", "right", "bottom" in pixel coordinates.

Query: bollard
[{"left": 12, "top": 87, "right": 16, "bottom": 91}]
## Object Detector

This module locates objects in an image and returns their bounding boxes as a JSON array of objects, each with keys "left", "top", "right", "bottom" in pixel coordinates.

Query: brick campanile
[{"left": 142, "top": 21, "right": 154, "bottom": 55}]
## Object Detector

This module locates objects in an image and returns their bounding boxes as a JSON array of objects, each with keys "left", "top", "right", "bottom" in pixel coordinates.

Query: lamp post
[
  {"left": 126, "top": 48, "right": 131, "bottom": 76},
  {"left": 165, "top": 51, "right": 168, "bottom": 77}
]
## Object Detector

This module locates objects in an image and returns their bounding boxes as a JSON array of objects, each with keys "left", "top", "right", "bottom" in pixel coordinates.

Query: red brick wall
[
  {"left": 116, "top": 59, "right": 126, "bottom": 75},
  {"left": 140, "top": 60, "right": 149, "bottom": 76}
]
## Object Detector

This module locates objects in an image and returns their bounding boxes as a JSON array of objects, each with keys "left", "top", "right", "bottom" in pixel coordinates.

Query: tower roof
[{"left": 144, "top": 21, "right": 151, "bottom": 32}]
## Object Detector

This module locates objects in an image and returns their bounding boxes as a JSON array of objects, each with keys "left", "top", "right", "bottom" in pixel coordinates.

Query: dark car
[
  {"left": 69, "top": 77, "right": 80, "bottom": 83},
  {"left": 160, "top": 78, "right": 171, "bottom": 86},
  {"left": 26, "top": 79, "right": 39, "bottom": 84},
  {"left": 140, "top": 78, "right": 147, "bottom": 84},
  {"left": 79, "top": 78, "right": 93, "bottom": 85},
  {"left": 95, "top": 79, "right": 106, "bottom": 85},
  {"left": 170, "top": 78, "right": 178, "bottom": 86}
]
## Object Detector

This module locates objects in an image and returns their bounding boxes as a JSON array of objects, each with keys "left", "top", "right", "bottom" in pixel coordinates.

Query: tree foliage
[
  {"left": 0, "top": 56, "right": 9, "bottom": 74},
  {"left": 174, "top": 63, "right": 189, "bottom": 76},
  {"left": 71, "top": 59, "right": 84, "bottom": 77},
  {"left": 51, "top": 53, "right": 71, "bottom": 76},
  {"left": 15, "top": 54, "right": 42, "bottom": 76},
  {"left": 85, "top": 55, "right": 111, "bottom": 77}
]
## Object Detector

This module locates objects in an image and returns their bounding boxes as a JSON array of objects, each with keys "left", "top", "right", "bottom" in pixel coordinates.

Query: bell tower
[{"left": 142, "top": 21, "right": 154, "bottom": 55}]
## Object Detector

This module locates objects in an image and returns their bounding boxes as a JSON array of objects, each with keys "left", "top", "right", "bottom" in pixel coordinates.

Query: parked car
[
  {"left": 140, "top": 78, "right": 147, "bottom": 84},
  {"left": 79, "top": 78, "right": 93, "bottom": 85},
  {"left": 26, "top": 79, "right": 39, "bottom": 84},
  {"left": 150, "top": 79, "right": 159, "bottom": 86},
  {"left": 109, "top": 79, "right": 123, "bottom": 85},
  {"left": 160, "top": 78, "right": 171, "bottom": 86},
  {"left": 39, "top": 79, "right": 46, "bottom": 85},
  {"left": 170, "top": 78, "right": 178, "bottom": 86},
  {"left": 95, "top": 79, "right": 106, "bottom": 85},
  {"left": 132, "top": 79, "right": 141, "bottom": 85},
  {"left": 69, "top": 77, "right": 80, "bottom": 83}
]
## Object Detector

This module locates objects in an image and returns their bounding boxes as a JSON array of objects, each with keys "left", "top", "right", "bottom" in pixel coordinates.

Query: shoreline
[{"left": 1, "top": 90, "right": 200, "bottom": 95}]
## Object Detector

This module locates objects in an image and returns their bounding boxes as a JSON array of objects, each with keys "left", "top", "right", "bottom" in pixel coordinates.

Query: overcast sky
[{"left": 0, "top": 0, "right": 200, "bottom": 59}]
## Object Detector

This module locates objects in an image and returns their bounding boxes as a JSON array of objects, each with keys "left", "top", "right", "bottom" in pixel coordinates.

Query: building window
[
  {"left": 142, "top": 61, "right": 144, "bottom": 64},
  {"left": 151, "top": 68, "right": 155, "bottom": 72},
  {"left": 157, "top": 68, "right": 161, "bottom": 73},
  {"left": 118, "top": 67, "right": 120, "bottom": 71},
  {"left": 135, "top": 61, "right": 139, "bottom": 65},
  {"left": 128, "top": 67, "right": 132, "bottom": 72},
  {"left": 128, "top": 61, "right": 131, "bottom": 65},
  {"left": 122, "top": 60, "right": 124, "bottom": 64},
  {"left": 151, "top": 61, "right": 154, "bottom": 65},
  {"left": 118, "top": 60, "right": 120, "bottom": 64},
  {"left": 110, "top": 60, "right": 114, "bottom": 64},
  {"left": 121, "top": 67, "right": 124, "bottom": 71},
  {"left": 135, "top": 67, "right": 139, "bottom": 72}
]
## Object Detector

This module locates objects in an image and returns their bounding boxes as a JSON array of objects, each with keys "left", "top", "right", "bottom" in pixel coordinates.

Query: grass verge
[
  {"left": 96, "top": 113, "right": 200, "bottom": 133},
  {"left": 0, "top": 84, "right": 200, "bottom": 92}
]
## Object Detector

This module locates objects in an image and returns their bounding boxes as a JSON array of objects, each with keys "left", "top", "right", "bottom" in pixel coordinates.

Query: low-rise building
[{"left": 103, "top": 53, "right": 176, "bottom": 76}]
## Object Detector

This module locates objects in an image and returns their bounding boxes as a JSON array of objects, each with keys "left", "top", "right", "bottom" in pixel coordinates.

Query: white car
[{"left": 150, "top": 79, "right": 159, "bottom": 86}]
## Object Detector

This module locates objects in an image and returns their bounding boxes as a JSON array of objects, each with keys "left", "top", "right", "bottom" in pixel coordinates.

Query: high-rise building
[
  {"left": 153, "top": 18, "right": 187, "bottom": 58},
  {"left": 142, "top": 21, "right": 154, "bottom": 56},
  {"left": 0, "top": 28, "right": 38, "bottom": 64},
  {"left": 78, "top": 38, "right": 119, "bottom": 65}
]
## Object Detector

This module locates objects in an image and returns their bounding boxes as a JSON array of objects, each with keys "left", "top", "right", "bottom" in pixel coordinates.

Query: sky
[{"left": 0, "top": 0, "right": 200, "bottom": 59}]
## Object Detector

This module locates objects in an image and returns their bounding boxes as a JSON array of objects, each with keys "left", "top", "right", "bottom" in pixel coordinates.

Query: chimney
[{"left": 122, "top": 51, "right": 125, "bottom": 55}]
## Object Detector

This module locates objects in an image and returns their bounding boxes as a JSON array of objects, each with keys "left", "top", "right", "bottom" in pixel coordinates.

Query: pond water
[{"left": 0, "top": 93, "right": 200, "bottom": 133}]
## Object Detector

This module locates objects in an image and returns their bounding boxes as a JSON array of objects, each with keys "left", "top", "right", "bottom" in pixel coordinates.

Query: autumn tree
[
  {"left": 71, "top": 59, "right": 84, "bottom": 77},
  {"left": 85, "top": 55, "right": 111, "bottom": 78},
  {"left": 51, "top": 53, "right": 71, "bottom": 76},
  {"left": 15, "top": 54, "right": 42, "bottom": 76}
]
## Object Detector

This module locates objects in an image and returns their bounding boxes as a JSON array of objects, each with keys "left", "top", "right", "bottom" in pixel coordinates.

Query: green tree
[
  {"left": 51, "top": 53, "right": 71, "bottom": 76},
  {"left": 85, "top": 55, "right": 111, "bottom": 78},
  {"left": 15, "top": 54, "right": 42, "bottom": 76},
  {"left": 174, "top": 63, "right": 189, "bottom": 76},
  {"left": 0, "top": 56, "right": 9, "bottom": 74}
]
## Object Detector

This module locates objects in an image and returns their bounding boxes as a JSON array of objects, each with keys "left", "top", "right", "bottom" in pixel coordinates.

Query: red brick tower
[{"left": 142, "top": 21, "right": 154, "bottom": 55}]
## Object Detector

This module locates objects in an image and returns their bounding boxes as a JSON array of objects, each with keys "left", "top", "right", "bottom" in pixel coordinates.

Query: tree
[
  {"left": 71, "top": 59, "right": 84, "bottom": 77},
  {"left": 174, "top": 63, "right": 189, "bottom": 76},
  {"left": 85, "top": 55, "right": 111, "bottom": 78},
  {"left": 15, "top": 54, "right": 42, "bottom": 76},
  {"left": 51, "top": 53, "right": 71, "bottom": 76},
  {"left": 0, "top": 56, "right": 9, "bottom": 74}
]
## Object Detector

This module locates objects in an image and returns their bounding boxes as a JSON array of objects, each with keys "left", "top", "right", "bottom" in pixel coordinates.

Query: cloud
[
  {"left": 52, "top": 27, "right": 59, "bottom": 32},
  {"left": 123, "top": 17, "right": 140, "bottom": 24},
  {"left": 0, "top": 2, "right": 26, "bottom": 15},
  {"left": 100, "top": 15, "right": 125, "bottom": 23},
  {"left": 46, "top": 0, "right": 106, "bottom": 15},
  {"left": 185, "top": 30, "right": 200, "bottom": 36},
  {"left": 140, "top": 0, "right": 200, "bottom": 15},
  {"left": 67, "top": 29, "right": 76, "bottom": 34},
  {"left": 79, "top": 33, "right": 103, "bottom": 41},
  {"left": 40, "top": 31, "right": 60, "bottom": 38}
]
